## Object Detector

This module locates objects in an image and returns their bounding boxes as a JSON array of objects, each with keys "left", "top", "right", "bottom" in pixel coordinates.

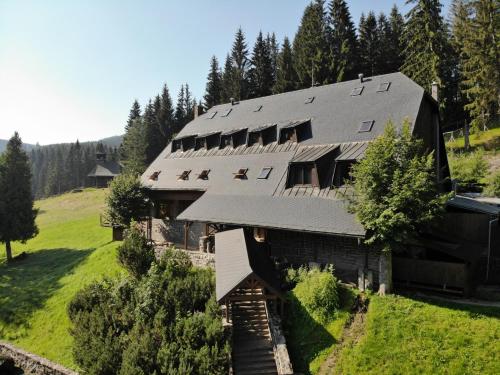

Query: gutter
[{"left": 486, "top": 217, "right": 499, "bottom": 282}]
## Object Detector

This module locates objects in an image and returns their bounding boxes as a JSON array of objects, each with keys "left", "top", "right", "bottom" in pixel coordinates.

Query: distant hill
[{"left": 0, "top": 135, "right": 123, "bottom": 154}]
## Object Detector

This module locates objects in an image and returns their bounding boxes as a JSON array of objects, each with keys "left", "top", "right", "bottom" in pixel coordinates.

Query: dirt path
[{"left": 317, "top": 296, "right": 368, "bottom": 375}]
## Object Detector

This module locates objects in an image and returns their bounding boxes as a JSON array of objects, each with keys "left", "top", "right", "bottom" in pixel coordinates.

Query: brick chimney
[{"left": 193, "top": 105, "right": 204, "bottom": 119}]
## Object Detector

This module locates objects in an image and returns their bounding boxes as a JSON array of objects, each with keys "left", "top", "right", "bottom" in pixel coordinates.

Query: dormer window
[
  {"left": 220, "top": 128, "right": 248, "bottom": 149},
  {"left": 233, "top": 168, "right": 248, "bottom": 180},
  {"left": 289, "top": 163, "right": 315, "bottom": 186},
  {"left": 177, "top": 170, "right": 191, "bottom": 181},
  {"left": 287, "top": 144, "right": 339, "bottom": 188},
  {"left": 195, "top": 132, "right": 221, "bottom": 150},
  {"left": 197, "top": 169, "right": 210, "bottom": 180},
  {"left": 279, "top": 119, "right": 311, "bottom": 144},
  {"left": 247, "top": 124, "right": 277, "bottom": 147},
  {"left": 172, "top": 135, "right": 196, "bottom": 152},
  {"left": 333, "top": 161, "right": 356, "bottom": 187},
  {"left": 149, "top": 171, "right": 161, "bottom": 181}
]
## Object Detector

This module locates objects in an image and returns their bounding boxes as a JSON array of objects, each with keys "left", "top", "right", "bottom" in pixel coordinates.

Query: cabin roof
[{"left": 87, "top": 160, "right": 121, "bottom": 178}]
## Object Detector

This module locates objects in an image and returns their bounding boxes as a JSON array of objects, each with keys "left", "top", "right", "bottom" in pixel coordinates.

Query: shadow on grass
[
  {"left": 0, "top": 248, "right": 94, "bottom": 333},
  {"left": 283, "top": 293, "right": 338, "bottom": 375}
]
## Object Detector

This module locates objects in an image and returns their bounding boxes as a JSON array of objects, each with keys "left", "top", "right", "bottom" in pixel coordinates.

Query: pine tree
[
  {"left": 273, "top": 37, "right": 297, "bottom": 94},
  {"left": 121, "top": 118, "right": 148, "bottom": 175},
  {"left": 387, "top": 5, "right": 405, "bottom": 72},
  {"left": 126, "top": 100, "right": 141, "bottom": 131},
  {"left": 158, "top": 84, "right": 175, "bottom": 144},
  {"left": 328, "top": 0, "right": 359, "bottom": 81},
  {"left": 293, "top": 1, "right": 331, "bottom": 87},
  {"left": 204, "top": 56, "right": 223, "bottom": 108},
  {"left": 460, "top": 0, "right": 499, "bottom": 131},
  {"left": 221, "top": 54, "right": 234, "bottom": 103},
  {"left": 230, "top": 28, "right": 250, "bottom": 100},
  {"left": 174, "top": 85, "right": 186, "bottom": 133},
  {"left": 401, "top": 0, "right": 452, "bottom": 93},
  {"left": 267, "top": 33, "right": 280, "bottom": 85},
  {"left": 184, "top": 84, "right": 195, "bottom": 123},
  {"left": 248, "top": 31, "right": 274, "bottom": 98},
  {"left": 0, "top": 133, "right": 38, "bottom": 261},
  {"left": 358, "top": 12, "right": 380, "bottom": 77},
  {"left": 376, "top": 12, "right": 392, "bottom": 74}
]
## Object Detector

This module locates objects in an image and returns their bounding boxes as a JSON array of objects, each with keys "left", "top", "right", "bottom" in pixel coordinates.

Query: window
[
  {"left": 177, "top": 170, "right": 191, "bottom": 180},
  {"left": 289, "top": 163, "right": 315, "bottom": 186},
  {"left": 247, "top": 124, "right": 277, "bottom": 146},
  {"left": 220, "top": 108, "right": 232, "bottom": 117},
  {"left": 206, "top": 111, "right": 217, "bottom": 119},
  {"left": 377, "top": 82, "right": 391, "bottom": 92},
  {"left": 258, "top": 167, "right": 273, "bottom": 179},
  {"left": 197, "top": 169, "right": 210, "bottom": 180},
  {"left": 304, "top": 96, "right": 315, "bottom": 104},
  {"left": 351, "top": 86, "right": 364, "bottom": 96},
  {"left": 149, "top": 171, "right": 161, "bottom": 181},
  {"left": 333, "top": 161, "right": 355, "bottom": 187},
  {"left": 254, "top": 105, "right": 263, "bottom": 112},
  {"left": 233, "top": 168, "right": 248, "bottom": 180},
  {"left": 254, "top": 227, "right": 267, "bottom": 243},
  {"left": 195, "top": 137, "right": 207, "bottom": 150},
  {"left": 279, "top": 120, "right": 311, "bottom": 144},
  {"left": 358, "top": 120, "right": 374, "bottom": 133}
]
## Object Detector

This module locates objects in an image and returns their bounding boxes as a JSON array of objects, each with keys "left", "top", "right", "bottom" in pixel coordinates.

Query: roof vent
[
  {"left": 351, "top": 86, "right": 364, "bottom": 96},
  {"left": 377, "top": 82, "right": 391, "bottom": 92},
  {"left": 358, "top": 73, "right": 364, "bottom": 83},
  {"left": 304, "top": 96, "right": 315, "bottom": 104},
  {"left": 358, "top": 120, "right": 374, "bottom": 133},
  {"left": 230, "top": 98, "right": 239, "bottom": 105}
]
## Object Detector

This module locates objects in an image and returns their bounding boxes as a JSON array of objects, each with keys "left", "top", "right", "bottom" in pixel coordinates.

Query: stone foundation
[{"left": 0, "top": 342, "right": 77, "bottom": 375}]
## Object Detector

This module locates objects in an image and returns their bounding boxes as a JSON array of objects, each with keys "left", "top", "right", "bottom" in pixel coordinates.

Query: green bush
[
  {"left": 448, "top": 150, "right": 489, "bottom": 184},
  {"left": 292, "top": 267, "right": 340, "bottom": 323},
  {"left": 117, "top": 224, "right": 155, "bottom": 279},
  {"left": 484, "top": 170, "right": 500, "bottom": 197}
]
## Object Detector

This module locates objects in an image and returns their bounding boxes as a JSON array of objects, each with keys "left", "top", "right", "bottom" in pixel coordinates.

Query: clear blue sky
[{"left": 0, "top": 0, "right": 451, "bottom": 145}]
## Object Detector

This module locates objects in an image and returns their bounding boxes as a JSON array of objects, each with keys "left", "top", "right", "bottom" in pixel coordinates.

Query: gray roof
[
  {"left": 447, "top": 196, "right": 500, "bottom": 216},
  {"left": 143, "top": 73, "right": 429, "bottom": 236},
  {"left": 87, "top": 161, "right": 121, "bottom": 178},
  {"left": 215, "top": 228, "right": 281, "bottom": 303}
]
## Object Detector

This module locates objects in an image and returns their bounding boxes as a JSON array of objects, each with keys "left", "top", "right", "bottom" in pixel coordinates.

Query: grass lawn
[
  {"left": 334, "top": 294, "right": 500, "bottom": 375},
  {"left": 446, "top": 126, "right": 500, "bottom": 152},
  {"left": 0, "top": 189, "right": 124, "bottom": 369}
]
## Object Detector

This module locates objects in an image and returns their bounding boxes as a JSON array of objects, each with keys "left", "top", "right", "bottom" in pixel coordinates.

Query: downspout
[{"left": 486, "top": 217, "right": 499, "bottom": 282}]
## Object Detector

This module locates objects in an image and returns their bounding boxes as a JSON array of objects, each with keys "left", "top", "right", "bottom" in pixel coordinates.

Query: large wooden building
[{"left": 141, "top": 72, "right": 499, "bottom": 296}]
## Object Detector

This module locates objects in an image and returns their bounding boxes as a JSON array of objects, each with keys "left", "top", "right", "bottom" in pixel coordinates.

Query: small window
[
  {"left": 258, "top": 167, "right": 273, "bottom": 179},
  {"left": 304, "top": 96, "right": 315, "bottom": 104},
  {"left": 358, "top": 120, "right": 374, "bottom": 133},
  {"left": 177, "top": 170, "right": 191, "bottom": 181},
  {"left": 149, "top": 171, "right": 161, "bottom": 181},
  {"left": 351, "top": 86, "right": 364, "bottom": 96},
  {"left": 233, "top": 168, "right": 248, "bottom": 180},
  {"left": 377, "top": 82, "right": 391, "bottom": 92},
  {"left": 254, "top": 105, "right": 263, "bottom": 112},
  {"left": 197, "top": 169, "right": 210, "bottom": 180},
  {"left": 289, "top": 163, "right": 315, "bottom": 186},
  {"left": 207, "top": 111, "right": 217, "bottom": 119},
  {"left": 254, "top": 227, "right": 267, "bottom": 243},
  {"left": 220, "top": 108, "right": 232, "bottom": 117}
]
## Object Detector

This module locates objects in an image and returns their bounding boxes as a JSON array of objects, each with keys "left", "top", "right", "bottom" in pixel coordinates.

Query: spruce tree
[
  {"left": 328, "top": 0, "right": 359, "bottom": 81},
  {"left": 121, "top": 118, "right": 148, "bottom": 175},
  {"left": 204, "top": 56, "right": 223, "bottom": 108},
  {"left": 460, "top": 0, "right": 499, "bottom": 131},
  {"left": 221, "top": 54, "right": 234, "bottom": 103},
  {"left": 0, "top": 133, "right": 38, "bottom": 262},
  {"left": 376, "top": 12, "right": 392, "bottom": 74},
  {"left": 126, "top": 100, "right": 141, "bottom": 131},
  {"left": 273, "top": 37, "right": 297, "bottom": 94},
  {"left": 230, "top": 28, "right": 250, "bottom": 100},
  {"left": 248, "top": 31, "right": 274, "bottom": 98},
  {"left": 174, "top": 85, "right": 186, "bottom": 133},
  {"left": 267, "top": 33, "right": 280, "bottom": 85},
  {"left": 184, "top": 84, "right": 195, "bottom": 123},
  {"left": 401, "top": 0, "right": 452, "bottom": 93},
  {"left": 388, "top": 5, "right": 405, "bottom": 72},
  {"left": 358, "top": 12, "right": 380, "bottom": 77},
  {"left": 293, "top": 1, "right": 332, "bottom": 87},
  {"left": 158, "top": 84, "right": 175, "bottom": 144}
]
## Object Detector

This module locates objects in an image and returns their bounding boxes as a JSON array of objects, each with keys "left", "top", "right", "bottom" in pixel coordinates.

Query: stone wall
[
  {"left": 155, "top": 246, "right": 215, "bottom": 269},
  {"left": 268, "top": 311, "right": 293, "bottom": 375},
  {"left": 268, "top": 229, "right": 381, "bottom": 287},
  {"left": 0, "top": 342, "right": 77, "bottom": 375}
]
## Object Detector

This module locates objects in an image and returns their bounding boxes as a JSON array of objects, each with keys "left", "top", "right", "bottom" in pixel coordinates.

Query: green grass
[
  {"left": 0, "top": 189, "right": 124, "bottom": 369},
  {"left": 334, "top": 294, "right": 500, "bottom": 375},
  {"left": 446, "top": 126, "right": 500, "bottom": 152}
]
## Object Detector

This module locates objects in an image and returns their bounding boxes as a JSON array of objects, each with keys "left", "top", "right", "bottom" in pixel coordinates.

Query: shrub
[
  {"left": 117, "top": 225, "right": 155, "bottom": 279},
  {"left": 291, "top": 267, "right": 340, "bottom": 323},
  {"left": 106, "top": 174, "right": 149, "bottom": 228},
  {"left": 448, "top": 149, "right": 489, "bottom": 184},
  {"left": 484, "top": 170, "right": 500, "bottom": 197}
]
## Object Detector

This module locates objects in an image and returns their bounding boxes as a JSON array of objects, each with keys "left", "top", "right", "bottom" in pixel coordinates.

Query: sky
[{"left": 0, "top": 0, "right": 451, "bottom": 145}]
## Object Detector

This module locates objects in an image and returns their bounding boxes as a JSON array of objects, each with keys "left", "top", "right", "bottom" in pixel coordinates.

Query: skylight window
[
  {"left": 207, "top": 111, "right": 217, "bottom": 119},
  {"left": 220, "top": 108, "right": 232, "bottom": 117},
  {"left": 258, "top": 167, "right": 273, "bottom": 180},
  {"left": 304, "top": 96, "right": 315, "bottom": 104},
  {"left": 254, "top": 105, "right": 263, "bottom": 112},
  {"left": 377, "top": 82, "right": 391, "bottom": 92},
  {"left": 351, "top": 86, "right": 364, "bottom": 96},
  {"left": 197, "top": 169, "right": 210, "bottom": 180},
  {"left": 149, "top": 171, "right": 161, "bottom": 181},
  {"left": 358, "top": 120, "right": 374, "bottom": 133},
  {"left": 233, "top": 168, "right": 248, "bottom": 180},
  {"left": 177, "top": 170, "right": 191, "bottom": 181}
]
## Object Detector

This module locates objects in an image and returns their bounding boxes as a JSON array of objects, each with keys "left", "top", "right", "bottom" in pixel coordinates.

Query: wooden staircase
[{"left": 231, "top": 289, "right": 278, "bottom": 375}]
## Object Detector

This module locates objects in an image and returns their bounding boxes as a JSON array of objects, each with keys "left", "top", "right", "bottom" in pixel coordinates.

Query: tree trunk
[
  {"left": 378, "top": 251, "right": 393, "bottom": 296},
  {"left": 464, "top": 123, "right": 470, "bottom": 151},
  {"left": 5, "top": 241, "right": 12, "bottom": 262}
]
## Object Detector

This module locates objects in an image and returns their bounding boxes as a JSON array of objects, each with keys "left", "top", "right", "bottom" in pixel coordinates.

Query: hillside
[{"left": 0, "top": 189, "right": 123, "bottom": 369}]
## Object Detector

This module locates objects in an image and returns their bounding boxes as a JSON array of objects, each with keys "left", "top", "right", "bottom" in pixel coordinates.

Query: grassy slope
[
  {"left": 334, "top": 295, "right": 500, "bottom": 375},
  {"left": 0, "top": 189, "right": 123, "bottom": 369}
]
